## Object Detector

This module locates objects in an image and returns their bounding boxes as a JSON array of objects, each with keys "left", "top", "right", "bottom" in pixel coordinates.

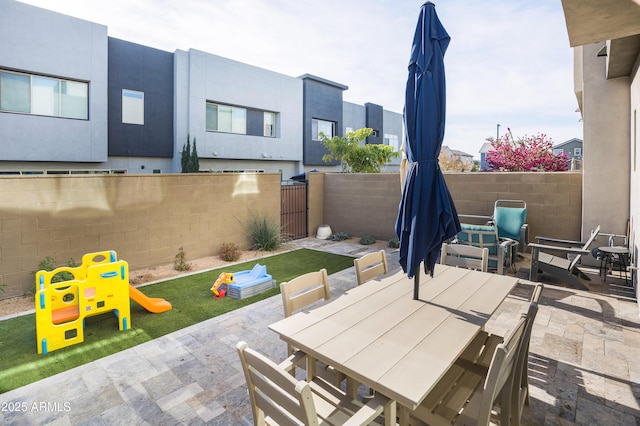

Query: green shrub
[
  {"left": 359, "top": 235, "right": 376, "bottom": 245},
  {"left": 328, "top": 232, "right": 350, "bottom": 241},
  {"left": 245, "top": 211, "right": 284, "bottom": 251},
  {"left": 219, "top": 242, "right": 241, "bottom": 262},
  {"left": 173, "top": 246, "right": 192, "bottom": 271},
  {"left": 388, "top": 237, "right": 400, "bottom": 248},
  {"left": 35, "top": 256, "right": 79, "bottom": 283}
]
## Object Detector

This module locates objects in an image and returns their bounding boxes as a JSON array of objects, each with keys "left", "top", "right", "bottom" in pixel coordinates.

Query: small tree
[
  {"left": 439, "top": 151, "right": 472, "bottom": 172},
  {"left": 318, "top": 128, "right": 399, "bottom": 173},
  {"left": 485, "top": 129, "right": 569, "bottom": 172},
  {"left": 181, "top": 135, "right": 200, "bottom": 173}
]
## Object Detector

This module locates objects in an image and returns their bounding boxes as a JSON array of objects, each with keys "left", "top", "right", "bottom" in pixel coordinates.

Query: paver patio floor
[{"left": 1, "top": 238, "right": 638, "bottom": 425}]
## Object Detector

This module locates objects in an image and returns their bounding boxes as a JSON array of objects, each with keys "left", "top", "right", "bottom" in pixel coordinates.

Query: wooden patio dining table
[{"left": 268, "top": 264, "right": 519, "bottom": 424}]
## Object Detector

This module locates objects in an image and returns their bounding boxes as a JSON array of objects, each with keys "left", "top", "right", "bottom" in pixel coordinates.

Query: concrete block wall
[
  {"left": 444, "top": 172, "right": 583, "bottom": 241},
  {"left": 315, "top": 171, "right": 583, "bottom": 245},
  {"left": 322, "top": 173, "right": 402, "bottom": 241},
  {"left": 0, "top": 173, "right": 281, "bottom": 298}
]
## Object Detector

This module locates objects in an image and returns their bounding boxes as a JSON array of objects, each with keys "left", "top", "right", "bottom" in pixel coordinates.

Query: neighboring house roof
[
  {"left": 442, "top": 146, "right": 472, "bottom": 158},
  {"left": 479, "top": 142, "right": 492, "bottom": 154},
  {"left": 553, "top": 138, "right": 583, "bottom": 149},
  {"left": 450, "top": 149, "right": 473, "bottom": 158}
]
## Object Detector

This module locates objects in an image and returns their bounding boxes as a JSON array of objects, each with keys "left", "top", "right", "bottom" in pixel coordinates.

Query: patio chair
[
  {"left": 592, "top": 219, "right": 630, "bottom": 283},
  {"left": 236, "top": 341, "right": 392, "bottom": 426},
  {"left": 280, "top": 269, "right": 331, "bottom": 319},
  {"left": 440, "top": 242, "right": 489, "bottom": 272},
  {"left": 280, "top": 269, "right": 343, "bottom": 384},
  {"left": 529, "top": 226, "right": 601, "bottom": 291},
  {"left": 493, "top": 200, "right": 529, "bottom": 253},
  {"left": 454, "top": 284, "right": 543, "bottom": 426},
  {"left": 454, "top": 223, "right": 516, "bottom": 274},
  {"left": 408, "top": 314, "right": 528, "bottom": 426},
  {"left": 354, "top": 250, "right": 389, "bottom": 285},
  {"left": 511, "top": 284, "right": 544, "bottom": 426}
]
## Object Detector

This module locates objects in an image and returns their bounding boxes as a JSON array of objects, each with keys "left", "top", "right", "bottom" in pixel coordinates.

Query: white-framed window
[
  {"left": 553, "top": 149, "right": 564, "bottom": 156},
  {"left": 206, "top": 102, "right": 247, "bottom": 134},
  {"left": 122, "top": 89, "right": 144, "bottom": 125},
  {"left": 574, "top": 147, "right": 582, "bottom": 157},
  {"left": 384, "top": 134, "right": 400, "bottom": 151},
  {"left": 264, "top": 111, "right": 276, "bottom": 137},
  {"left": 312, "top": 118, "right": 335, "bottom": 140},
  {"left": 0, "top": 69, "right": 88, "bottom": 119}
]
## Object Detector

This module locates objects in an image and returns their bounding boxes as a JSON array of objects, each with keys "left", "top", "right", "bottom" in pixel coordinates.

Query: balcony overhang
[
  {"left": 561, "top": 0, "right": 640, "bottom": 78},
  {"left": 605, "top": 36, "right": 640, "bottom": 78}
]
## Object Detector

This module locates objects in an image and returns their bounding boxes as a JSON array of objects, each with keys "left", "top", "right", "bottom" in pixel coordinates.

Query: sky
[{"left": 18, "top": 0, "right": 583, "bottom": 159}]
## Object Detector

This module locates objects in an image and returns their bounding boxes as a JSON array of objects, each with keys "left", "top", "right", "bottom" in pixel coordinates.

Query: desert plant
[
  {"left": 328, "top": 232, "right": 350, "bottom": 241},
  {"left": 35, "top": 256, "right": 79, "bottom": 283},
  {"left": 219, "top": 242, "right": 241, "bottom": 262},
  {"left": 245, "top": 211, "right": 284, "bottom": 251},
  {"left": 360, "top": 235, "right": 376, "bottom": 245},
  {"left": 388, "top": 237, "right": 400, "bottom": 248},
  {"left": 173, "top": 246, "right": 192, "bottom": 271}
]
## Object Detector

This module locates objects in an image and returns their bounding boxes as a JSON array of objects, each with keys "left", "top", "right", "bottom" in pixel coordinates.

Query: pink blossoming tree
[{"left": 485, "top": 129, "right": 569, "bottom": 172}]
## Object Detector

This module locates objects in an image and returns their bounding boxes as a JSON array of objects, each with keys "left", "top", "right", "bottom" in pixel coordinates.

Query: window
[
  {"left": 574, "top": 147, "right": 582, "bottom": 157},
  {"left": 553, "top": 149, "right": 563, "bottom": 156},
  {"left": 0, "top": 69, "right": 87, "bottom": 119},
  {"left": 264, "top": 112, "right": 276, "bottom": 137},
  {"left": 206, "top": 102, "right": 246, "bottom": 134},
  {"left": 312, "top": 119, "right": 335, "bottom": 140},
  {"left": 384, "top": 134, "right": 400, "bottom": 151},
  {"left": 122, "top": 89, "right": 144, "bottom": 125}
]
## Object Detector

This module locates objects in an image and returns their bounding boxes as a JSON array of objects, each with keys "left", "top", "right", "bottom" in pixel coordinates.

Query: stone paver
[{"left": 1, "top": 238, "right": 638, "bottom": 425}]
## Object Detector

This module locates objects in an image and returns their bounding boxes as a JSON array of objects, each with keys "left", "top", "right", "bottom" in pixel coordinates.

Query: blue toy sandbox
[{"left": 227, "top": 264, "right": 275, "bottom": 299}]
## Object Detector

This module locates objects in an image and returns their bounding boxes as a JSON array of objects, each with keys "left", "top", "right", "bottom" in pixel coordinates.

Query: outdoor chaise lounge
[{"left": 528, "top": 225, "right": 600, "bottom": 290}]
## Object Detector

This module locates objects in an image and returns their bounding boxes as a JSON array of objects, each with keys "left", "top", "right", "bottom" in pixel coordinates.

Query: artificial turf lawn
[{"left": 0, "top": 248, "right": 354, "bottom": 393}]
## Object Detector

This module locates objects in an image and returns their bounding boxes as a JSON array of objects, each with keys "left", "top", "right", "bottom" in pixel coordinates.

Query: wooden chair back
[
  {"left": 237, "top": 341, "right": 391, "bottom": 426},
  {"left": 237, "top": 341, "right": 318, "bottom": 425},
  {"left": 413, "top": 315, "right": 528, "bottom": 425},
  {"left": 473, "top": 314, "right": 528, "bottom": 426},
  {"left": 568, "top": 225, "right": 600, "bottom": 272},
  {"left": 440, "top": 243, "right": 489, "bottom": 272},
  {"left": 354, "top": 250, "right": 388, "bottom": 285},
  {"left": 510, "top": 284, "right": 543, "bottom": 426},
  {"left": 280, "top": 269, "right": 330, "bottom": 318}
]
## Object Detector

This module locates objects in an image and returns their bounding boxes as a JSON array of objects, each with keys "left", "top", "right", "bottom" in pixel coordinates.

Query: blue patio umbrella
[{"left": 396, "top": 2, "right": 460, "bottom": 300}]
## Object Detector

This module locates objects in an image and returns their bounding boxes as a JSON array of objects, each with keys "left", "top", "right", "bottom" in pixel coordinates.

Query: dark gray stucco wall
[
  {"left": 365, "top": 103, "right": 383, "bottom": 144},
  {"left": 301, "top": 75, "right": 347, "bottom": 166},
  {"left": 108, "top": 38, "right": 174, "bottom": 157}
]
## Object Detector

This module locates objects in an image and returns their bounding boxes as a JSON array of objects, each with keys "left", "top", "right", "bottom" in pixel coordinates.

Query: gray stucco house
[
  {"left": 0, "top": 0, "right": 403, "bottom": 178},
  {"left": 553, "top": 138, "right": 583, "bottom": 170}
]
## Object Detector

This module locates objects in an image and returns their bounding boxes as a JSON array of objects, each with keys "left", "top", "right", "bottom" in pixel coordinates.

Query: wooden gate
[{"left": 281, "top": 182, "right": 307, "bottom": 240}]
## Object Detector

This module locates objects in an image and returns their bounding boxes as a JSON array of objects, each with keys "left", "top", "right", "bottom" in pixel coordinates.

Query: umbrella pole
[{"left": 413, "top": 273, "right": 420, "bottom": 300}]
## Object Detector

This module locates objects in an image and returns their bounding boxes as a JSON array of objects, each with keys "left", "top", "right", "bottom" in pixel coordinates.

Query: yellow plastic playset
[{"left": 35, "top": 250, "right": 171, "bottom": 355}]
